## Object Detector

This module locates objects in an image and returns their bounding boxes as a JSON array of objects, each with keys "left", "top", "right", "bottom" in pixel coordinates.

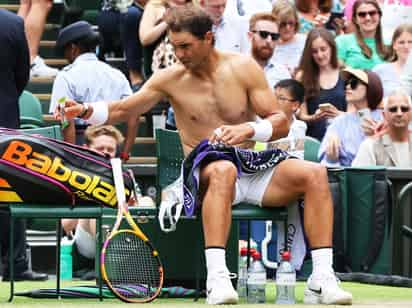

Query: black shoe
[{"left": 3, "top": 270, "right": 49, "bottom": 281}]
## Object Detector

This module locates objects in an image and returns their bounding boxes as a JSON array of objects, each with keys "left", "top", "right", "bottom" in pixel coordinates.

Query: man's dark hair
[
  {"left": 72, "top": 32, "right": 102, "bottom": 54},
  {"left": 165, "top": 4, "right": 213, "bottom": 40},
  {"left": 274, "top": 79, "right": 305, "bottom": 104}
]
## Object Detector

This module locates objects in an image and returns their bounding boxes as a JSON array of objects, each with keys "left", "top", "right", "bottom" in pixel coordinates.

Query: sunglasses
[
  {"left": 279, "top": 21, "right": 296, "bottom": 28},
  {"left": 357, "top": 10, "right": 379, "bottom": 18},
  {"left": 344, "top": 78, "right": 364, "bottom": 90},
  {"left": 388, "top": 106, "right": 410, "bottom": 113},
  {"left": 252, "top": 30, "right": 280, "bottom": 41}
]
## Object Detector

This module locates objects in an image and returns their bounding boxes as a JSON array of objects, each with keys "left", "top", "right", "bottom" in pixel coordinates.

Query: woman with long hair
[
  {"left": 336, "top": 0, "right": 389, "bottom": 69},
  {"left": 296, "top": 28, "right": 348, "bottom": 141},
  {"left": 373, "top": 23, "right": 412, "bottom": 97}
]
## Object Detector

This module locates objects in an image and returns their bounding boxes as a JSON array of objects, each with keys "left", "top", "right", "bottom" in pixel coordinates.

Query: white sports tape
[
  {"left": 248, "top": 119, "right": 273, "bottom": 142},
  {"left": 86, "top": 101, "right": 108, "bottom": 125}
]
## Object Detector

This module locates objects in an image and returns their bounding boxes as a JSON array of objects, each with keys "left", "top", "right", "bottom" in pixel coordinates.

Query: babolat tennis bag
[{"left": 0, "top": 128, "right": 133, "bottom": 207}]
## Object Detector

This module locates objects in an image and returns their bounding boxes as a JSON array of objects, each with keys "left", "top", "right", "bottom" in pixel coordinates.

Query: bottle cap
[
  {"left": 252, "top": 251, "right": 261, "bottom": 261},
  {"left": 249, "top": 248, "right": 257, "bottom": 256},
  {"left": 240, "top": 247, "right": 248, "bottom": 256},
  {"left": 282, "top": 251, "right": 291, "bottom": 261}
]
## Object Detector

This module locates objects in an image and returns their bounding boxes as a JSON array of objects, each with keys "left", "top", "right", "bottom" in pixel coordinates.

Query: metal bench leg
[
  {"left": 57, "top": 219, "right": 62, "bottom": 299},
  {"left": 8, "top": 215, "right": 14, "bottom": 302},
  {"left": 96, "top": 216, "right": 103, "bottom": 301}
]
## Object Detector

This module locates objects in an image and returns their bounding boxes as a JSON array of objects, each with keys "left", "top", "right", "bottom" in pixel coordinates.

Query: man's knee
[
  {"left": 32, "top": 0, "right": 52, "bottom": 10},
  {"left": 201, "top": 161, "right": 237, "bottom": 185},
  {"left": 303, "top": 163, "right": 329, "bottom": 187}
]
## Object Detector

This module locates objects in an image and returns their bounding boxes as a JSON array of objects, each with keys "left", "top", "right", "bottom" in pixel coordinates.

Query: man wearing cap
[
  {"left": 49, "top": 21, "right": 138, "bottom": 160},
  {"left": 352, "top": 89, "right": 412, "bottom": 167},
  {"left": 319, "top": 68, "right": 384, "bottom": 166}
]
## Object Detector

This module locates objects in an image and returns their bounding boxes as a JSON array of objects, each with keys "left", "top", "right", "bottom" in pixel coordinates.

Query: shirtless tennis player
[{"left": 59, "top": 4, "right": 352, "bottom": 305}]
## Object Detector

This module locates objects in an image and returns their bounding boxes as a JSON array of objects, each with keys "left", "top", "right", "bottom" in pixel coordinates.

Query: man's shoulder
[{"left": 0, "top": 9, "right": 24, "bottom": 30}]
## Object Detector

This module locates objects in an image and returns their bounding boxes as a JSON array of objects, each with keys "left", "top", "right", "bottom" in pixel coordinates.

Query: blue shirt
[
  {"left": 50, "top": 53, "right": 132, "bottom": 127},
  {"left": 319, "top": 109, "right": 383, "bottom": 166},
  {"left": 213, "top": 16, "right": 250, "bottom": 54}
]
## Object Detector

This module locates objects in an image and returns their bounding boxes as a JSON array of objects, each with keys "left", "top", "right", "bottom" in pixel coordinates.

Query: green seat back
[
  {"left": 18, "top": 90, "right": 44, "bottom": 128},
  {"left": 155, "top": 128, "right": 184, "bottom": 201},
  {"left": 304, "top": 136, "right": 321, "bottom": 162}
]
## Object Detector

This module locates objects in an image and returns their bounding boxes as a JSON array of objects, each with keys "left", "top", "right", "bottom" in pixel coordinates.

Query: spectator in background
[
  {"left": 199, "top": 0, "right": 249, "bottom": 53},
  {"left": 352, "top": 89, "right": 412, "bottom": 167},
  {"left": 97, "top": 0, "right": 148, "bottom": 92},
  {"left": 296, "top": 28, "right": 348, "bottom": 141},
  {"left": 336, "top": 0, "right": 389, "bottom": 70},
  {"left": 0, "top": 8, "right": 48, "bottom": 281},
  {"left": 401, "top": 49, "right": 412, "bottom": 95},
  {"left": 373, "top": 24, "right": 412, "bottom": 97},
  {"left": 319, "top": 68, "right": 383, "bottom": 166},
  {"left": 50, "top": 21, "right": 137, "bottom": 161},
  {"left": 17, "top": 0, "right": 58, "bottom": 77},
  {"left": 224, "top": 0, "right": 273, "bottom": 19},
  {"left": 248, "top": 12, "right": 291, "bottom": 89},
  {"left": 295, "top": 0, "right": 332, "bottom": 34},
  {"left": 271, "top": 0, "right": 306, "bottom": 76},
  {"left": 274, "top": 79, "right": 307, "bottom": 140}
]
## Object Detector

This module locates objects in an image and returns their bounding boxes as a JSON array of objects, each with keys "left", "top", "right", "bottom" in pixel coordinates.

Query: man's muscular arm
[
  {"left": 211, "top": 56, "right": 289, "bottom": 145},
  {"left": 59, "top": 70, "right": 169, "bottom": 125}
]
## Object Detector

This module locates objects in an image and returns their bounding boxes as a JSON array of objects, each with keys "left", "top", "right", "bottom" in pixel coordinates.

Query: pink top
[{"left": 344, "top": 0, "right": 412, "bottom": 20}]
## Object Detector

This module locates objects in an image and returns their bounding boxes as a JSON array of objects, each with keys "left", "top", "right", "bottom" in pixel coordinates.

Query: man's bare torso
[{"left": 160, "top": 53, "right": 256, "bottom": 154}]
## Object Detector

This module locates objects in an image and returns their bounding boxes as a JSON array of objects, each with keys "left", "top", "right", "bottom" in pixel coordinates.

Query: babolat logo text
[{"left": 1, "top": 140, "right": 127, "bottom": 207}]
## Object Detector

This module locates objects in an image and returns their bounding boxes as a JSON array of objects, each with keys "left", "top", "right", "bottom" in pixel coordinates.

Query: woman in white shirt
[{"left": 373, "top": 23, "right": 412, "bottom": 97}]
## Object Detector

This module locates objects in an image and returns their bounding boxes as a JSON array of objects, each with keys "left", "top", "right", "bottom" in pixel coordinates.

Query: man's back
[
  {"left": 50, "top": 53, "right": 132, "bottom": 113},
  {"left": 0, "top": 9, "right": 30, "bottom": 128}
]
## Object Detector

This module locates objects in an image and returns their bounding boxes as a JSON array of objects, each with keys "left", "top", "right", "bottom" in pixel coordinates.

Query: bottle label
[
  {"left": 276, "top": 273, "right": 296, "bottom": 286},
  {"left": 248, "top": 272, "right": 266, "bottom": 284}
]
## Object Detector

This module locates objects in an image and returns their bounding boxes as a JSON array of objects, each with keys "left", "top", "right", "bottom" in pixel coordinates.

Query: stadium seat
[
  {"left": 303, "top": 136, "right": 321, "bottom": 163},
  {"left": 155, "top": 128, "right": 288, "bottom": 294},
  {"left": 18, "top": 90, "right": 44, "bottom": 129}
]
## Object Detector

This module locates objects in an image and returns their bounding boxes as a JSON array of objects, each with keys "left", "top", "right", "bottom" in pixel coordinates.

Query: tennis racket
[{"left": 101, "top": 158, "right": 164, "bottom": 303}]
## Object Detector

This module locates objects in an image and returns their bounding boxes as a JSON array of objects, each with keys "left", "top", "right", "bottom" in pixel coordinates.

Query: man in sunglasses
[
  {"left": 353, "top": 89, "right": 412, "bottom": 167},
  {"left": 319, "top": 68, "right": 383, "bottom": 166},
  {"left": 248, "top": 12, "right": 291, "bottom": 89}
]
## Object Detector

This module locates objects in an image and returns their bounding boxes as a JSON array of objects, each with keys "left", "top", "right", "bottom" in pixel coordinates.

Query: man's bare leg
[
  {"left": 18, "top": 0, "right": 31, "bottom": 19},
  {"left": 24, "top": 0, "right": 52, "bottom": 62},
  {"left": 262, "top": 159, "right": 352, "bottom": 305},
  {"left": 200, "top": 161, "right": 238, "bottom": 305}
]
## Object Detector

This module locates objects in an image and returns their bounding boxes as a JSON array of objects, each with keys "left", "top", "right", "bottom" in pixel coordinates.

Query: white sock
[
  {"left": 205, "top": 247, "right": 227, "bottom": 275},
  {"left": 311, "top": 248, "right": 333, "bottom": 275}
]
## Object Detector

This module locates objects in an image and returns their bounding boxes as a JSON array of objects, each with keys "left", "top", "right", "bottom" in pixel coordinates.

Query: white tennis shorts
[{"left": 74, "top": 224, "right": 96, "bottom": 259}]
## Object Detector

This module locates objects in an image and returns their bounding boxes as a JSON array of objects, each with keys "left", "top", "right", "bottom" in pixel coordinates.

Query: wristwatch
[{"left": 78, "top": 103, "right": 89, "bottom": 119}]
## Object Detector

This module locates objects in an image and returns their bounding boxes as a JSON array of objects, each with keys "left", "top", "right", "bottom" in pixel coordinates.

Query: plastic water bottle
[
  {"left": 60, "top": 236, "right": 73, "bottom": 280},
  {"left": 247, "top": 251, "right": 266, "bottom": 303},
  {"left": 237, "top": 247, "right": 248, "bottom": 298},
  {"left": 275, "top": 251, "right": 296, "bottom": 304}
]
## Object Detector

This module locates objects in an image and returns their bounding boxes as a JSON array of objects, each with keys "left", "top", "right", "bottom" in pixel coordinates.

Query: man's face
[
  {"left": 274, "top": 87, "right": 299, "bottom": 119},
  {"left": 63, "top": 43, "right": 79, "bottom": 63},
  {"left": 344, "top": 76, "right": 367, "bottom": 106},
  {"left": 384, "top": 95, "right": 412, "bottom": 130},
  {"left": 169, "top": 30, "right": 212, "bottom": 70},
  {"left": 249, "top": 20, "right": 279, "bottom": 63},
  {"left": 200, "top": 0, "right": 226, "bottom": 24},
  {"left": 88, "top": 135, "right": 118, "bottom": 158}
]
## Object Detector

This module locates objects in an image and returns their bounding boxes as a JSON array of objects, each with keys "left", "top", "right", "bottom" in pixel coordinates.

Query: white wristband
[
  {"left": 85, "top": 101, "right": 108, "bottom": 125},
  {"left": 248, "top": 119, "right": 273, "bottom": 142}
]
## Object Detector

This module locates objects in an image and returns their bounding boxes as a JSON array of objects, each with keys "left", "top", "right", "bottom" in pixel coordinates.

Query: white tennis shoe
[
  {"left": 206, "top": 269, "right": 238, "bottom": 305},
  {"left": 304, "top": 271, "right": 353, "bottom": 305}
]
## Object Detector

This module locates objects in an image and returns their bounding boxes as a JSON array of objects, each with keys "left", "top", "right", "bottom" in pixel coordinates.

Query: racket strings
[{"left": 104, "top": 232, "right": 161, "bottom": 299}]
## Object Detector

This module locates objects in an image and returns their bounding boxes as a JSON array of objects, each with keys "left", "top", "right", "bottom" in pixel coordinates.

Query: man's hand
[
  {"left": 326, "top": 133, "right": 341, "bottom": 161},
  {"left": 54, "top": 99, "right": 83, "bottom": 122},
  {"left": 361, "top": 118, "right": 385, "bottom": 136},
  {"left": 209, "top": 123, "right": 255, "bottom": 146}
]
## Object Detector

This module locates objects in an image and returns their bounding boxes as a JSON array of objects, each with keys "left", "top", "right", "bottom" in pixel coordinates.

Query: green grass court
[{"left": 1, "top": 280, "right": 412, "bottom": 307}]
